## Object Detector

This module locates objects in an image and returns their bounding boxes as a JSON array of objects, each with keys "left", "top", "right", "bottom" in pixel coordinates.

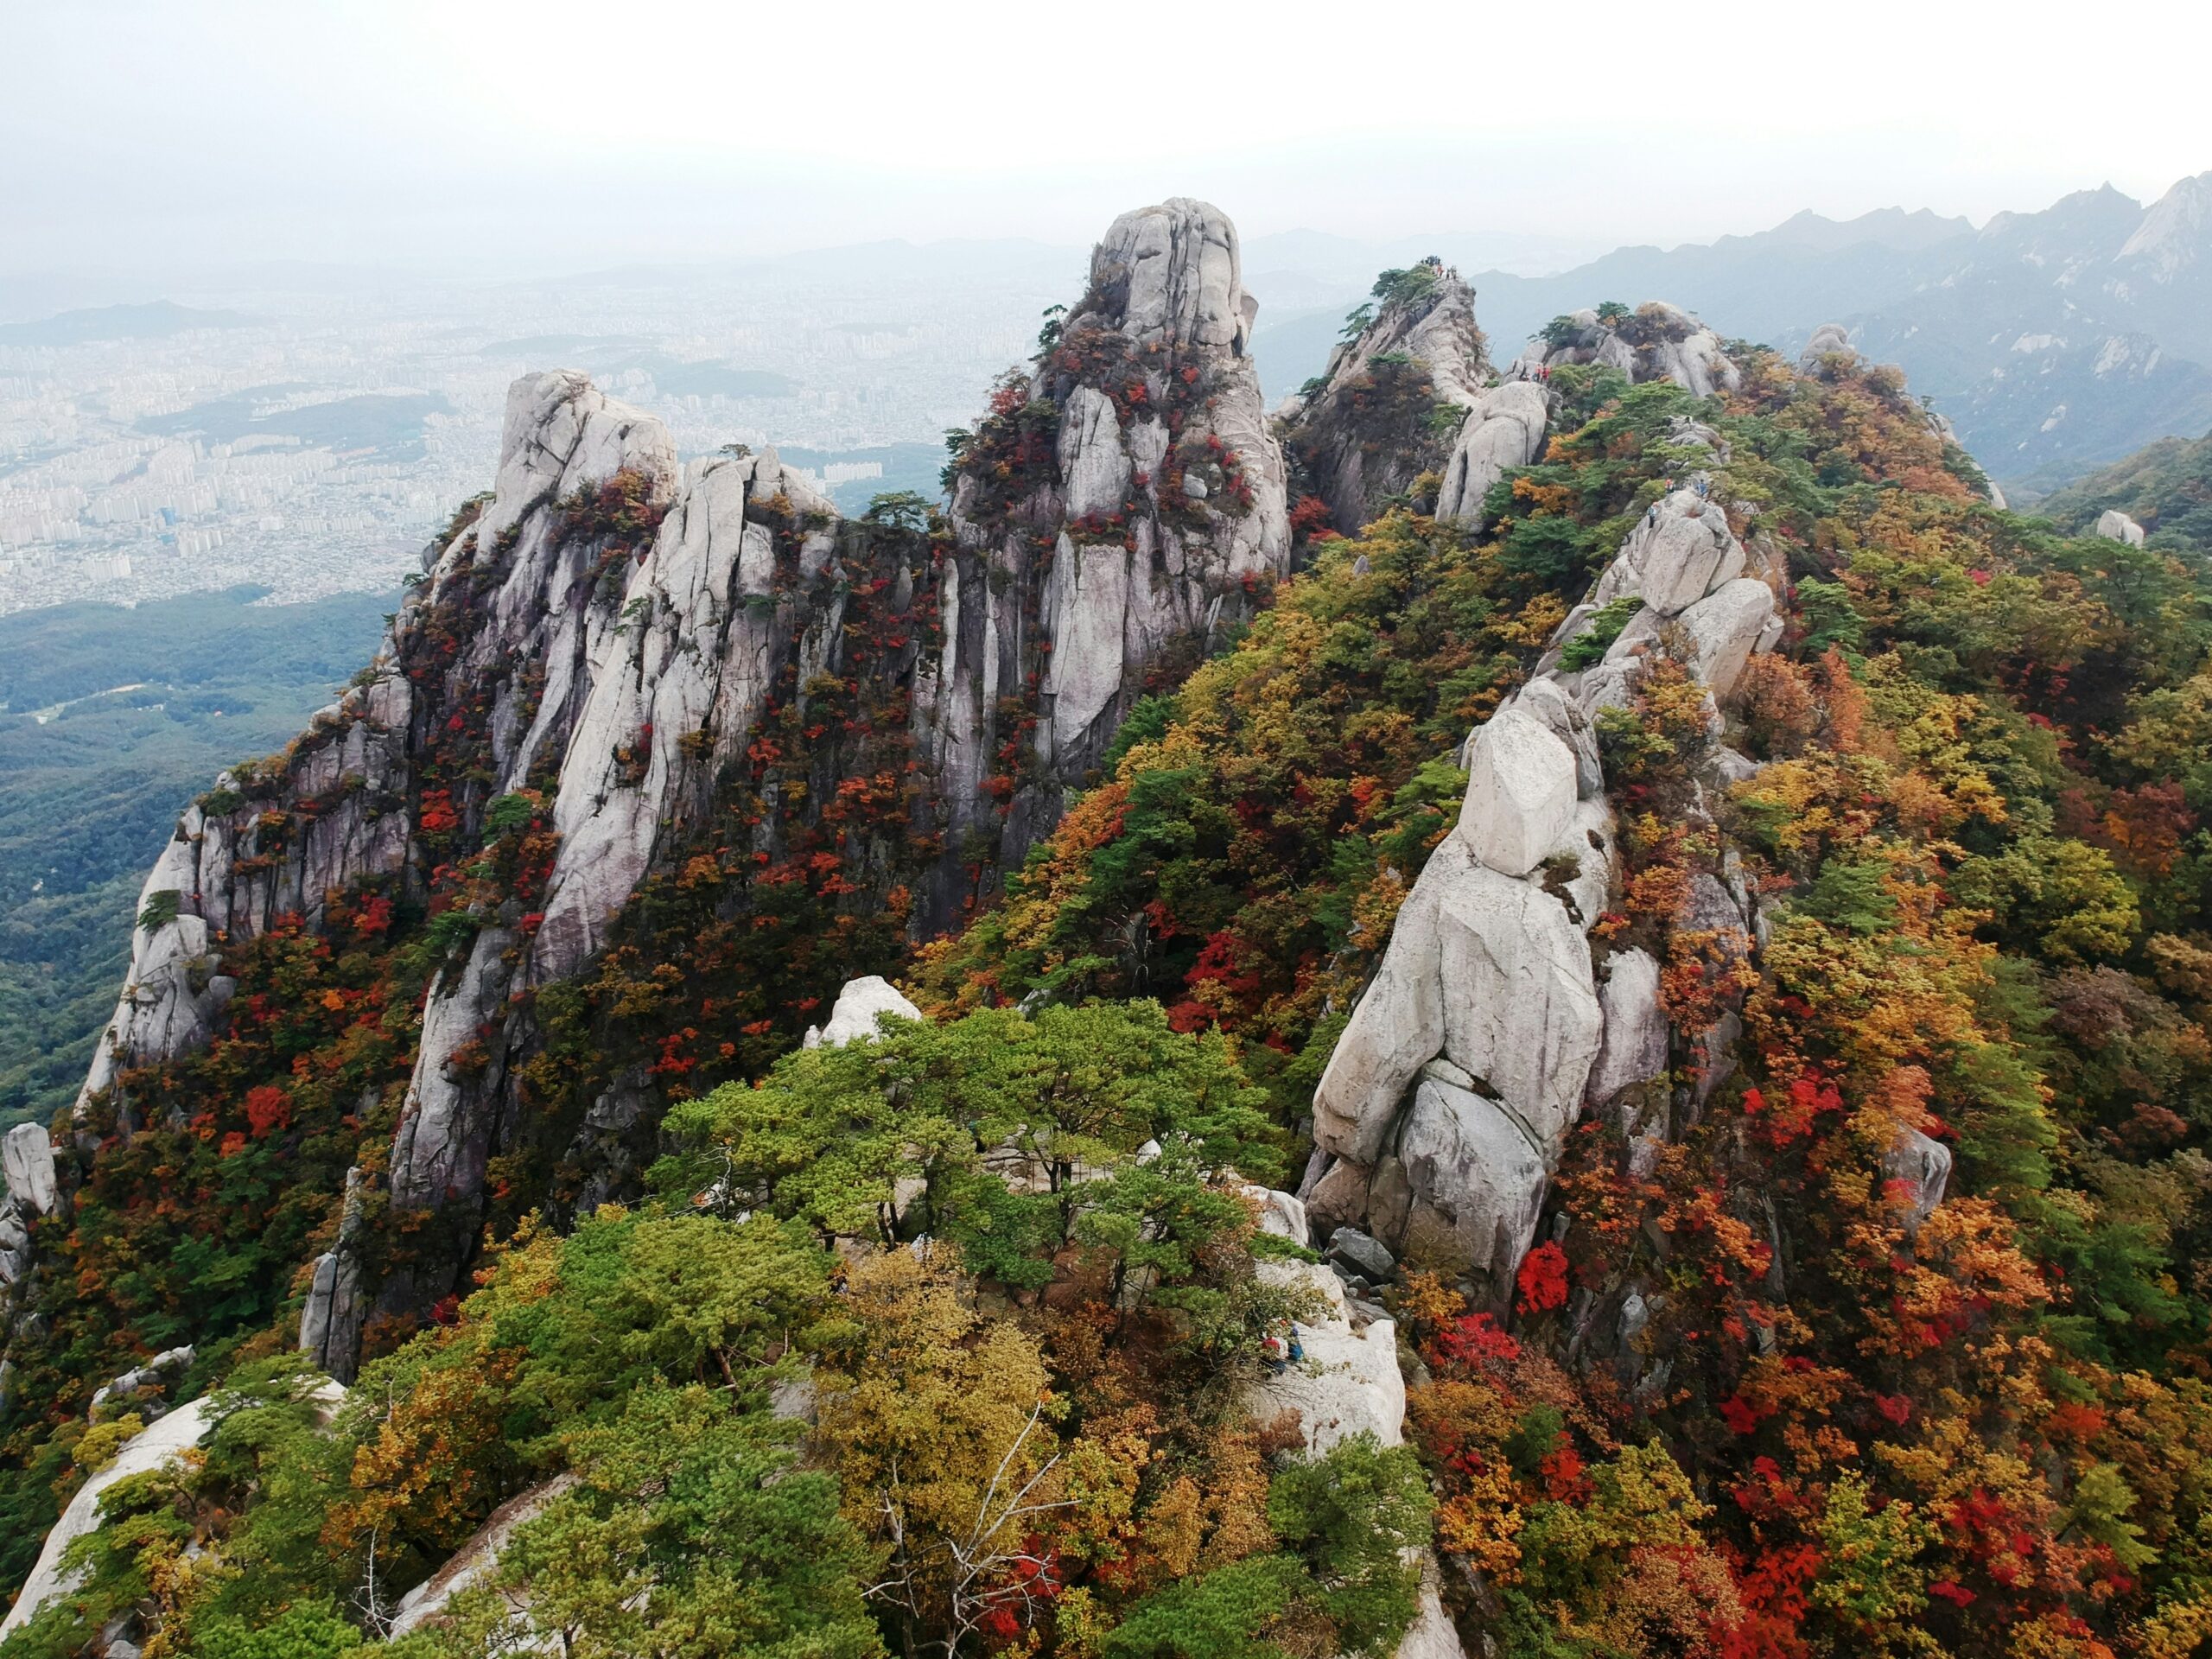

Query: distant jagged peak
[
  {"left": 1079, "top": 197, "right": 1257, "bottom": 357},
  {"left": 1750, "top": 205, "right": 1972, "bottom": 255},
  {"left": 1516, "top": 301, "right": 1741, "bottom": 400},
  {"left": 1978, "top": 181, "right": 2145, "bottom": 254},
  {"left": 2120, "top": 170, "right": 2212, "bottom": 281}
]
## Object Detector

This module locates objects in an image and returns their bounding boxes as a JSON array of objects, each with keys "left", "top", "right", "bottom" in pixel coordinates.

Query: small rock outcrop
[
  {"left": 1886, "top": 1127, "right": 1954, "bottom": 1232},
  {"left": 1242, "top": 1186, "right": 1405, "bottom": 1454},
  {"left": 2097, "top": 507, "right": 2148, "bottom": 545},
  {"left": 804, "top": 976, "right": 925, "bottom": 1048},
  {"left": 1516, "top": 302, "right": 1742, "bottom": 399},
  {"left": 1277, "top": 261, "right": 1554, "bottom": 537},
  {"left": 88, "top": 1344, "right": 194, "bottom": 1415},
  {"left": 1434, "top": 381, "right": 1549, "bottom": 524},
  {"left": 298, "top": 1167, "right": 366, "bottom": 1379},
  {"left": 385, "top": 1473, "right": 580, "bottom": 1638},
  {"left": 1671, "top": 577, "right": 1778, "bottom": 701},
  {"left": 1245, "top": 1259, "right": 1407, "bottom": 1454},
  {"left": 1, "top": 1125, "right": 57, "bottom": 1217},
  {"left": 1798, "top": 321, "right": 1853, "bottom": 366}
]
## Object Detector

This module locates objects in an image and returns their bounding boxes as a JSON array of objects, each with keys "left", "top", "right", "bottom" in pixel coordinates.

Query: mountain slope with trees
[
  {"left": 2037, "top": 427, "right": 2212, "bottom": 556},
  {"left": 6, "top": 203, "right": 2212, "bottom": 1659}
]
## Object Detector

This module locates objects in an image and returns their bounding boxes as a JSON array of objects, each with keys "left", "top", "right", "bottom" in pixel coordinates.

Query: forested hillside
[
  {"left": 4, "top": 209, "right": 2212, "bottom": 1659},
  {"left": 2038, "top": 428, "right": 2212, "bottom": 556},
  {"left": 0, "top": 589, "right": 396, "bottom": 1128}
]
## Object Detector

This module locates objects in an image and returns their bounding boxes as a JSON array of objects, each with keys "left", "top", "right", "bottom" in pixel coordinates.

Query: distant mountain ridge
[
  {"left": 0, "top": 301, "right": 252, "bottom": 346},
  {"left": 1249, "top": 175, "right": 2212, "bottom": 490}
]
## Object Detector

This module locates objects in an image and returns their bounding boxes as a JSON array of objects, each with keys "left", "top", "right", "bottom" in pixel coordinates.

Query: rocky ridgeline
[
  {"left": 913, "top": 197, "right": 1289, "bottom": 931},
  {"left": 1802, "top": 320, "right": 2018, "bottom": 512},
  {"left": 25, "top": 200, "right": 1290, "bottom": 1383},
  {"left": 1301, "top": 442, "right": 1847, "bottom": 1326},
  {"left": 1278, "top": 260, "right": 1550, "bottom": 534}
]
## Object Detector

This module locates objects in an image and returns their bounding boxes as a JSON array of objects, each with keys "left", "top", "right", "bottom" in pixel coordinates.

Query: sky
[{"left": 6, "top": 0, "right": 2211, "bottom": 283}]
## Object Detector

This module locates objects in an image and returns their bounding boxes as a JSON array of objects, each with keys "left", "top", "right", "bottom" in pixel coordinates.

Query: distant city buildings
[{"left": 0, "top": 259, "right": 1061, "bottom": 613}]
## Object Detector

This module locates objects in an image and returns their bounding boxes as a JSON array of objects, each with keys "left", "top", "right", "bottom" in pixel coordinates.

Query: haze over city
[{"left": 8, "top": 0, "right": 2209, "bottom": 283}]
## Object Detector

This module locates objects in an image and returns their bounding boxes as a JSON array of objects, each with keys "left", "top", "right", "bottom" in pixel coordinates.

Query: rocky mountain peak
[
  {"left": 912, "top": 199, "right": 1289, "bottom": 929},
  {"left": 480, "top": 369, "right": 679, "bottom": 554},
  {"left": 1087, "top": 197, "right": 1257, "bottom": 354},
  {"left": 2120, "top": 169, "right": 2212, "bottom": 281},
  {"left": 1516, "top": 301, "right": 1743, "bottom": 400},
  {"left": 1278, "top": 260, "right": 1506, "bottom": 532},
  {"left": 1978, "top": 181, "right": 2145, "bottom": 260}
]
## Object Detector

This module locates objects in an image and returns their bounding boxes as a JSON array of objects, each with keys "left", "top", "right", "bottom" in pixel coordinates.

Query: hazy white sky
[{"left": 6, "top": 0, "right": 2209, "bottom": 278}]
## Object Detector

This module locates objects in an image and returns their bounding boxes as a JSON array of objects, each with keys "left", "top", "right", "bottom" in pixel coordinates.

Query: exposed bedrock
[
  {"left": 1278, "top": 262, "right": 1497, "bottom": 533},
  {"left": 1303, "top": 459, "right": 1792, "bottom": 1298},
  {"left": 912, "top": 198, "right": 1290, "bottom": 934}
]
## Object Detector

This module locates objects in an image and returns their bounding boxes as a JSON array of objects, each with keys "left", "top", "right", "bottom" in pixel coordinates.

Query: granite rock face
[
  {"left": 2097, "top": 507, "right": 2148, "bottom": 545},
  {"left": 1592, "top": 486, "right": 1746, "bottom": 619},
  {"left": 1587, "top": 948, "right": 1669, "bottom": 1107},
  {"left": 378, "top": 379, "right": 686, "bottom": 1223},
  {"left": 76, "top": 369, "right": 676, "bottom": 1140},
  {"left": 1392, "top": 1077, "right": 1549, "bottom": 1287},
  {"left": 1, "top": 1125, "right": 57, "bottom": 1218},
  {"left": 1, "top": 1399, "right": 217, "bottom": 1638},
  {"left": 1311, "top": 833, "right": 1602, "bottom": 1182},
  {"left": 533, "top": 447, "right": 837, "bottom": 982},
  {"left": 1675, "top": 578, "right": 1779, "bottom": 702},
  {"left": 912, "top": 199, "right": 1289, "bottom": 931},
  {"left": 1436, "top": 381, "right": 1549, "bottom": 524},
  {"left": 1457, "top": 708, "right": 1579, "bottom": 878},
  {"left": 1280, "top": 262, "right": 1493, "bottom": 533}
]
